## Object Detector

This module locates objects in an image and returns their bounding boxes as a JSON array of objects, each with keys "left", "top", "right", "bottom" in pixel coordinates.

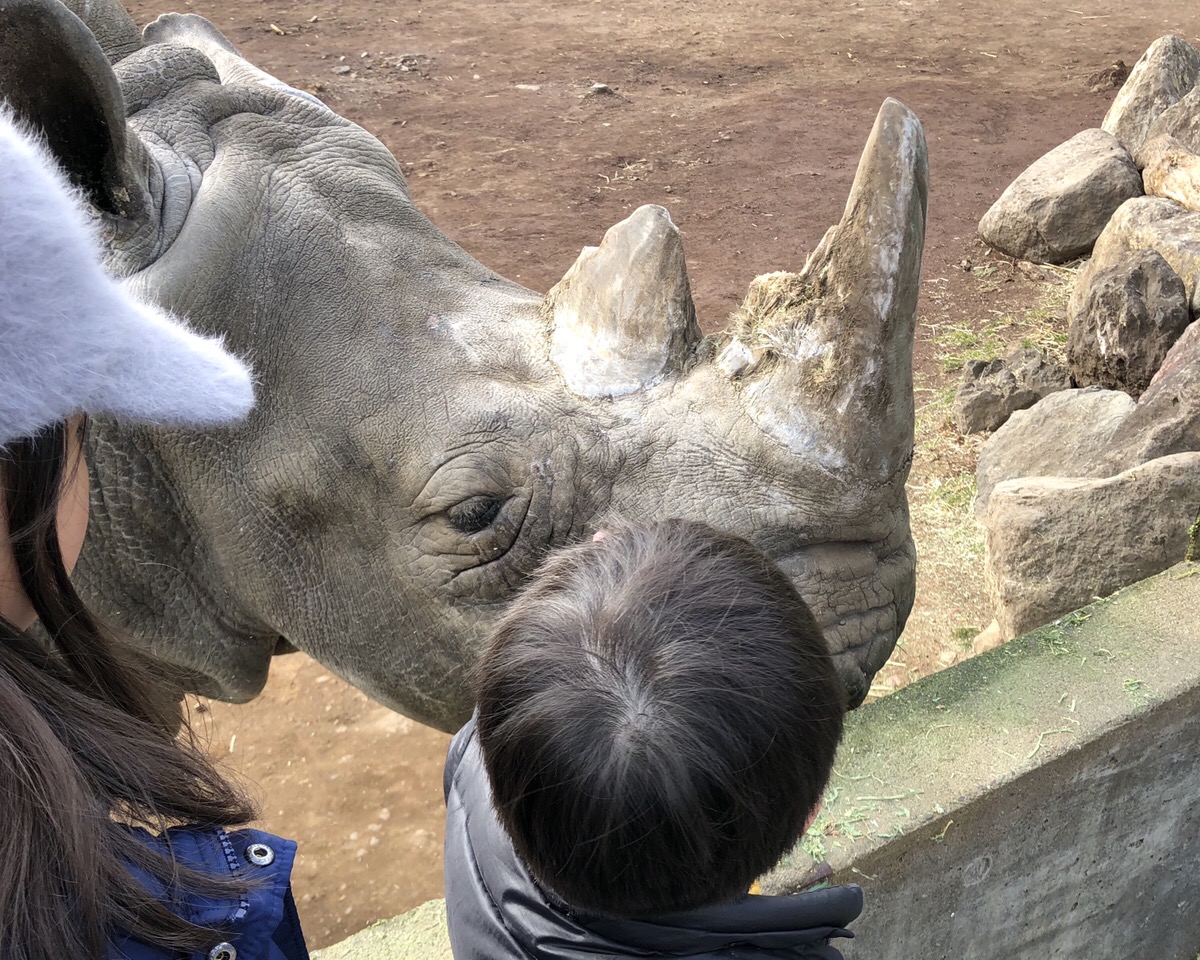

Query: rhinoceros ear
[
  {"left": 58, "top": 0, "right": 144, "bottom": 64},
  {"left": 0, "top": 0, "right": 147, "bottom": 219}
]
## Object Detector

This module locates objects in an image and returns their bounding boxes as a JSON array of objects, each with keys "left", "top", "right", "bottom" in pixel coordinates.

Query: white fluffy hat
[{"left": 0, "top": 111, "right": 255, "bottom": 447}]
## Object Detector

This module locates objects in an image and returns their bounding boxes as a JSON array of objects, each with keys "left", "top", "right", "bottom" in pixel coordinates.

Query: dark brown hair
[
  {"left": 0, "top": 421, "right": 257, "bottom": 959},
  {"left": 475, "top": 519, "right": 846, "bottom": 918}
]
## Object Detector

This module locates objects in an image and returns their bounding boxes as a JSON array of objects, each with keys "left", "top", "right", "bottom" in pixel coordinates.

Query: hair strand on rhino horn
[{"left": 546, "top": 204, "right": 700, "bottom": 399}]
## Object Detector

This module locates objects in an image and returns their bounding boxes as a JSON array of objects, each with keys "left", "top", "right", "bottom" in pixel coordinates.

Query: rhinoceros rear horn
[
  {"left": 730, "top": 98, "right": 928, "bottom": 480},
  {"left": 0, "top": 0, "right": 147, "bottom": 219},
  {"left": 547, "top": 204, "right": 701, "bottom": 398}
]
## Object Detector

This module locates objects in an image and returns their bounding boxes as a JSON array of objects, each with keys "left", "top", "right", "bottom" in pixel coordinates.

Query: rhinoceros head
[{"left": 0, "top": 0, "right": 926, "bottom": 730}]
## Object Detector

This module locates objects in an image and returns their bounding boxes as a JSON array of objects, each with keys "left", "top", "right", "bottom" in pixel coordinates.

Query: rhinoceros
[{"left": 0, "top": 0, "right": 927, "bottom": 731}]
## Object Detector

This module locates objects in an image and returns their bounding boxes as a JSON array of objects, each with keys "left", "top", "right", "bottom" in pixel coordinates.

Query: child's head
[{"left": 475, "top": 519, "right": 846, "bottom": 918}]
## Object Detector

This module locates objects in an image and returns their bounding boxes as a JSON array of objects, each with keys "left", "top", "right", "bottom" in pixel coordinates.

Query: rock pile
[
  {"left": 980, "top": 34, "right": 1200, "bottom": 400},
  {"left": 971, "top": 35, "right": 1200, "bottom": 640},
  {"left": 954, "top": 347, "right": 1071, "bottom": 435}
]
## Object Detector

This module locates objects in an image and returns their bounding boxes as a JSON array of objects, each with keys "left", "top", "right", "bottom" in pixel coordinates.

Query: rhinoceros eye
[{"left": 448, "top": 495, "right": 505, "bottom": 534}]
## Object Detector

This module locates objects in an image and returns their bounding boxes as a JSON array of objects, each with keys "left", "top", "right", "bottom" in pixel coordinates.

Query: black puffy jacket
[{"left": 443, "top": 715, "right": 863, "bottom": 960}]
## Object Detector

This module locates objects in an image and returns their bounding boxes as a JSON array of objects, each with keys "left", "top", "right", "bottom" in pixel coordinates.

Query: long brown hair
[{"left": 0, "top": 421, "right": 257, "bottom": 959}]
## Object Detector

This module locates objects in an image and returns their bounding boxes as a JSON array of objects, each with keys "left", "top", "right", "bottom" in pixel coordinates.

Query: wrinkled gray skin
[{"left": 0, "top": 0, "right": 927, "bottom": 731}]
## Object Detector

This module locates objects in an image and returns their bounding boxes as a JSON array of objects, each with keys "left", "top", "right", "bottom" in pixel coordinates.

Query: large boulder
[
  {"left": 1102, "top": 35, "right": 1200, "bottom": 154},
  {"left": 1106, "top": 319, "right": 1200, "bottom": 471},
  {"left": 1132, "top": 133, "right": 1191, "bottom": 170},
  {"left": 1067, "top": 248, "right": 1191, "bottom": 397},
  {"left": 1145, "top": 86, "right": 1200, "bottom": 155},
  {"left": 1141, "top": 135, "right": 1200, "bottom": 212},
  {"left": 974, "top": 387, "right": 1135, "bottom": 517},
  {"left": 1091, "top": 196, "right": 1200, "bottom": 315},
  {"left": 979, "top": 129, "right": 1143, "bottom": 264},
  {"left": 954, "top": 347, "right": 1071, "bottom": 435},
  {"left": 984, "top": 452, "right": 1200, "bottom": 639}
]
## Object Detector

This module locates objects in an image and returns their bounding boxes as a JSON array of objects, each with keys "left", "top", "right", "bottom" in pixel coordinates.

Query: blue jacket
[
  {"left": 443, "top": 715, "right": 863, "bottom": 960},
  {"left": 109, "top": 826, "right": 309, "bottom": 960}
]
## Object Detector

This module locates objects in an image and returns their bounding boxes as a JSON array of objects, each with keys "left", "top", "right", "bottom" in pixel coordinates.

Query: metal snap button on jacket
[
  {"left": 208, "top": 943, "right": 237, "bottom": 960},
  {"left": 246, "top": 842, "right": 276, "bottom": 866}
]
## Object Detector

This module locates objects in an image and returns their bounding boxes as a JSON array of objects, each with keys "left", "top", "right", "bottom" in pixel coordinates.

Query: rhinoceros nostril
[{"left": 839, "top": 665, "right": 869, "bottom": 709}]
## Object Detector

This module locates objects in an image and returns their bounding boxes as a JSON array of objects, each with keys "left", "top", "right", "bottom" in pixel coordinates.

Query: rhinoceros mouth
[
  {"left": 273, "top": 635, "right": 300, "bottom": 655},
  {"left": 772, "top": 534, "right": 916, "bottom": 707}
]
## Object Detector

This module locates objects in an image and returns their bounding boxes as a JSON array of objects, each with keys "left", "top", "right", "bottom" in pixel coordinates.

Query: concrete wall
[
  {"left": 316, "top": 563, "right": 1200, "bottom": 960},
  {"left": 313, "top": 900, "right": 450, "bottom": 960}
]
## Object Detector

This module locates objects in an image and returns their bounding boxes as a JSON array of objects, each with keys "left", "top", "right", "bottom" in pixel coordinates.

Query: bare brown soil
[{"left": 121, "top": 0, "right": 1198, "bottom": 947}]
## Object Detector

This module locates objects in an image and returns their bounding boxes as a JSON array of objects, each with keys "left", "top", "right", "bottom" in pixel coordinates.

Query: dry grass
[
  {"left": 867, "top": 386, "right": 988, "bottom": 700},
  {"left": 930, "top": 264, "right": 1078, "bottom": 373},
  {"left": 728, "top": 270, "right": 817, "bottom": 345},
  {"left": 868, "top": 267, "right": 1082, "bottom": 701}
]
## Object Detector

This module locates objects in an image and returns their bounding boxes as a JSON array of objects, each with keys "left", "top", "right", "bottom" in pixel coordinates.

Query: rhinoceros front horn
[
  {"left": 547, "top": 204, "right": 701, "bottom": 398},
  {"left": 730, "top": 98, "right": 928, "bottom": 481}
]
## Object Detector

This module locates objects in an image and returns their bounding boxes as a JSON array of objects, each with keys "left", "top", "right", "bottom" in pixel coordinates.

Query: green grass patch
[
  {"left": 931, "top": 320, "right": 1009, "bottom": 374},
  {"left": 932, "top": 267, "right": 1077, "bottom": 375},
  {"left": 926, "top": 471, "right": 978, "bottom": 513},
  {"left": 912, "top": 382, "right": 958, "bottom": 451},
  {"left": 952, "top": 625, "right": 979, "bottom": 649},
  {"left": 799, "top": 786, "right": 923, "bottom": 863},
  {"left": 1036, "top": 608, "right": 1095, "bottom": 657},
  {"left": 908, "top": 462, "right": 985, "bottom": 571},
  {"left": 1124, "top": 678, "right": 1149, "bottom": 708}
]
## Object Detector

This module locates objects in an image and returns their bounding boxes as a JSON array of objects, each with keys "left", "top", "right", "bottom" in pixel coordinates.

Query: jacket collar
[
  {"left": 451, "top": 717, "right": 861, "bottom": 959},
  {"left": 577, "top": 885, "right": 862, "bottom": 955}
]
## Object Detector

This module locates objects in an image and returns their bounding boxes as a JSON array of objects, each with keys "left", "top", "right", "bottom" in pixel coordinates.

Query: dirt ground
[{"left": 120, "top": 0, "right": 1199, "bottom": 947}]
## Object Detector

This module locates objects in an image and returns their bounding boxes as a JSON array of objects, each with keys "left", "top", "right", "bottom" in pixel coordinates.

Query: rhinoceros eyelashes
[{"left": 448, "top": 495, "right": 506, "bottom": 534}]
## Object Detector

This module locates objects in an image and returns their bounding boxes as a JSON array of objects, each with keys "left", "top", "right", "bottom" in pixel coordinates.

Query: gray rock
[
  {"left": 975, "top": 387, "right": 1135, "bottom": 517},
  {"left": 984, "top": 452, "right": 1200, "bottom": 639},
  {"left": 954, "top": 347, "right": 1072, "bottom": 435},
  {"left": 1102, "top": 35, "right": 1200, "bottom": 154},
  {"left": 1067, "top": 248, "right": 1191, "bottom": 397},
  {"left": 979, "top": 129, "right": 1143, "bottom": 264},
  {"left": 1141, "top": 134, "right": 1200, "bottom": 212},
  {"left": 1145, "top": 86, "right": 1200, "bottom": 155},
  {"left": 1132, "top": 133, "right": 1191, "bottom": 171},
  {"left": 1091, "top": 196, "right": 1200, "bottom": 315},
  {"left": 1107, "top": 319, "right": 1200, "bottom": 471}
]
